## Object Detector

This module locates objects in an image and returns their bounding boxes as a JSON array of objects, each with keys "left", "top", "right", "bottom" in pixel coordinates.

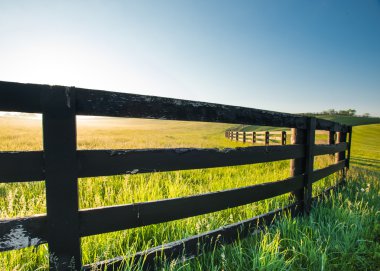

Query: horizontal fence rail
[
  {"left": 79, "top": 175, "right": 304, "bottom": 237},
  {"left": 0, "top": 81, "right": 352, "bottom": 270},
  {"left": 0, "top": 81, "right": 348, "bottom": 132},
  {"left": 82, "top": 180, "right": 344, "bottom": 271}
]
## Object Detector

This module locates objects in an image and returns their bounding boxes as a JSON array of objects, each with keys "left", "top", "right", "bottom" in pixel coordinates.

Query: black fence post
[
  {"left": 252, "top": 132, "right": 256, "bottom": 143},
  {"left": 328, "top": 131, "right": 335, "bottom": 145},
  {"left": 336, "top": 132, "right": 347, "bottom": 163},
  {"left": 290, "top": 128, "right": 306, "bottom": 211},
  {"left": 328, "top": 130, "right": 336, "bottom": 159},
  {"left": 282, "top": 131, "right": 287, "bottom": 145},
  {"left": 265, "top": 131, "right": 269, "bottom": 145},
  {"left": 243, "top": 131, "right": 246, "bottom": 143},
  {"left": 42, "top": 86, "right": 81, "bottom": 270},
  {"left": 346, "top": 126, "right": 352, "bottom": 169},
  {"left": 304, "top": 117, "right": 316, "bottom": 214},
  {"left": 336, "top": 131, "right": 348, "bottom": 182}
]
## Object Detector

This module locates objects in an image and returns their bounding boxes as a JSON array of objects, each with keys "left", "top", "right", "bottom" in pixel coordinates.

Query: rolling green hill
[{"left": 234, "top": 115, "right": 380, "bottom": 132}]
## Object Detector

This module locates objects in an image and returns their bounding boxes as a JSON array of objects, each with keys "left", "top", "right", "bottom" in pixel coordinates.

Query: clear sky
[{"left": 1, "top": 1, "right": 379, "bottom": 116}]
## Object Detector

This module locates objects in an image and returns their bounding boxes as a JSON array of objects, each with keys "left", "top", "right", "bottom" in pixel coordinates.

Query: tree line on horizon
[{"left": 302, "top": 109, "right": 371, "bottom": 117}]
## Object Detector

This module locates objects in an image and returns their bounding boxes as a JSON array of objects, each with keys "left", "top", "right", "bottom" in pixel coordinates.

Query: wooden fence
[
  {"left": 0, "top": 81, "right": 352, "bottom": 270},
  {"left": 225, "top": 130, "right": 288, "bottom": 145}
]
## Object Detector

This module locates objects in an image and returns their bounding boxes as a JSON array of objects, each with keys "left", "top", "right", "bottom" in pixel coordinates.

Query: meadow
[{"left": 0, "top": 115, "right": 379, "bottom": 270}]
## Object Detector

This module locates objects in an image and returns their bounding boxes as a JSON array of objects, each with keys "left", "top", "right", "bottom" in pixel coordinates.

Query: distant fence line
[
  {"left": 225, "top": 130, "right": 288, "bottom": 145},
  {"left": 225, "top": 130, "right": 338, "bottom": 146},
  {"left": 0, "top": 81, "right": 352, "bottom": 271}
]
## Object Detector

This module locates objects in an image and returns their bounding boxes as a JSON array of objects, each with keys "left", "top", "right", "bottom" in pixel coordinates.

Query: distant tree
[
  {"left": 327, "top": 109, "right": 336, "bottom": 115},
  {"left": 363, "top": 113, "right": 370, "bottom": 117},
  {"left": 347, "top": 109, "right": 356, "bottom": 116},
  {"left": 305, "top": 109, "right": 359, "bottom": 117}
]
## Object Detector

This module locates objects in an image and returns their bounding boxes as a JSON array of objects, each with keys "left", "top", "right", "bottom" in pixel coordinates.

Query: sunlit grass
[{"left": 0, "top": 116, "right": 378, "bottom": 270}]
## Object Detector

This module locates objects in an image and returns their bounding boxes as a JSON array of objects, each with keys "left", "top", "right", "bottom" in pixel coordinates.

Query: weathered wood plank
[
  {"left": 1, "top": 146, "right": 304, "bottom": 183},
  {"left": 312, "top": 143, "right": 347, "bottom": 156},
  {"left": 0, "top": 151, "right": 44, "bottom": 183},
  {"left": 0, "top": 215, "right": 47, "bottom": 252},
  {"left": 0, "top": 81, "right": 348, "bottom": 132},
  {"left": 83, "top": 175, "right": 346, "bottom": 271},
  {"left": 0, "top": 81, "right": 47, "bottom": 113},
  {"left": 77, "top": 145, "right": 304, "bottom": 178},
  {"left": 75, "top": 87, "right": 309, "bottom": 128},
  {"left": 79, "top": 176, "right": 303, "bottom": 236},
  {"left": 316, "top": 118, "right": 347, "bottom": 132},
  {"left": 311, "top": 160, "right": 346, "bottom": 183},
  {"left": 81, "top": 202, "right": 301, "bottom": 271}
]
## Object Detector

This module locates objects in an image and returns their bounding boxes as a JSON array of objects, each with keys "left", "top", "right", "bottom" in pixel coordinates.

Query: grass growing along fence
[
  {"left": 1, "top": 116, "right": 349, "bottom": 270},
  {"left": 166, "top": 123, "right": 379, "bottom": 271},
  {"left": 0, "top": 82, "right": 374, "bottom": 270}
]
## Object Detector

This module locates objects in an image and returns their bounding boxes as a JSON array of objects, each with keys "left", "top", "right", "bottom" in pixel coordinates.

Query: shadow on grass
[{"left": 351, "top": 156, "right": 380, "bottom": 172}]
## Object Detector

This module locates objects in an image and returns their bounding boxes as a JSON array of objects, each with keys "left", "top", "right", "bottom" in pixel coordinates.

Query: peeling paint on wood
[
  {"left": 0, "top": 215, "right": 47, "bottom": 252},
  {"left": 0, "top": 81, "right": 348, "bottom": 132},
  {"left": 0, "top": 225, "right": 41, "bottom": 250},
  {"left": 65, "top": 87, "right": 71, "bottom": 108}
]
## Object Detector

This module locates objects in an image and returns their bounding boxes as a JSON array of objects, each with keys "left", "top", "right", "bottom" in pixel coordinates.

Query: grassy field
[
  {"left": 0, "top": 115, "right": 378, "bottom": 270},
  {"left": 239, "top": 115, "right": 380, "bottom": 132},
  {"left": 164, "top": 123, "right": 379, "bottom": 271}
]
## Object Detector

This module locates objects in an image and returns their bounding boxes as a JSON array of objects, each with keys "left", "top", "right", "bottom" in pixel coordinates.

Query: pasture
[{"left": 0, "top": 115, "right": 379, "bottom": 270}]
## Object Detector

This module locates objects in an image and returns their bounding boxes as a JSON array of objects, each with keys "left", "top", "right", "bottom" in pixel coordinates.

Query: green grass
[
  {"left": 312, "top": 115, "right": 380, "bottom": 126},
  {"left": 350, "top": 124, "right": 380, "bottom": 171},
  {"left": 154, "top": 124, "right": 380, "bottom": 271},
  {"left": 238, "top": 115, "right": 380, "bottom": 132},
  {"left": 0, "top": 116, "right": 378, "bottom": 270}
]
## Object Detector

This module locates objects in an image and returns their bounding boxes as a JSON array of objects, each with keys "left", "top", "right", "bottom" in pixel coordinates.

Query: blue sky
[{"left": 1, "top": 1, "right": 379, "bottom": 116}]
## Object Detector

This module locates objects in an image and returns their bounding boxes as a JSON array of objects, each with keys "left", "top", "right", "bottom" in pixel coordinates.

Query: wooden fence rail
[{"left": 0, "top": 81, "right": 351, "bottom": 270}]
